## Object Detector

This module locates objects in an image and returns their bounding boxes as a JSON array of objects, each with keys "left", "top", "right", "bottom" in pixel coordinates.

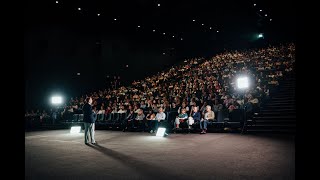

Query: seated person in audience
[
  {"left": 105, "top": 106, "right": 112, "bottom": 115},
  {"left": 117, "top": 106, "right": 127, "bottom": 113},
  {"left": 111, "top": 106, "right": 118, "bottom": 113},
  {"left": 133, "top": 105, "right": 140, "bottom": 113},
  {"left": 228, "top": 102, "right": 237, "bottom": 112},
  {"left": 133, "top": 109, "right": 146, "bottom": 130},
  {"left": 122, "top": 110, "right": 135, "bottom": 132},
  {"left": 154, "top": 108, "right": 166, "bottom": 133},
  {"left": 200, "top": 105, "right": 215, "bottom": 134},
  {"left": 200, "top": 102, "right": 208, "bottom": 117},
  {"left": 97, "top": 106, "right": 105, "bottom": 114},
  {"left": 152, "top": 104, "right": 158, "bottom": 113},
  {"left": 140, "top": 101, "right": 147, "bottom": 110},
  {"left": 188, "top": 106, "right": 201, "bottom": 129},
  {"left": 146, "top": 109, "right": 156, "bottom": 133},
  {"left": 170, "top": 102, "right": 179, "bottom": 112},
  {"left": 156, "top": 107, "right": 166, "bottom": 121},
  {"left": 174, "top": 108, "right": 188, "bottom": 129},
  {"left": 178, "top": 102, "right": 189, "bottom": 113}
]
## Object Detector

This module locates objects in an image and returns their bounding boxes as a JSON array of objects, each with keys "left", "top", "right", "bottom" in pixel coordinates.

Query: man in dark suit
[{"left": 83, "top": 97, "right": 97, "bottom": 145}]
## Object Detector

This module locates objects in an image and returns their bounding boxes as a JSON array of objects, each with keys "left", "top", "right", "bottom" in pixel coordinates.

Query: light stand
[{"left": 236, "top": 77, "right": 249, "bottom": 134}]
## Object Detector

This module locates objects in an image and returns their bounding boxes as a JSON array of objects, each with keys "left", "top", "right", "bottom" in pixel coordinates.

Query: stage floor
[{"left": 25, "top": 130, "right": 295, "bottom": 180}]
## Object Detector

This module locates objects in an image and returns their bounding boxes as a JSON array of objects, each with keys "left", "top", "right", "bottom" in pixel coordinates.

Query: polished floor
[{"left": 25, "top": 130, "right": 295, "bottom": 180}]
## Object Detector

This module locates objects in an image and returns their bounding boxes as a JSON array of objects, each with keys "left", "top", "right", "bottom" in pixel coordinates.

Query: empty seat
[
  {"left": 78, "top": 114, "right": 84, "bottom": 122},
  {"left": 113, "top": 113, "right": 120, "bottom": 122},
  {"left": 72, "top": 114, "right": 78, "bottom": 122},
  {"left": 97, "top": 114, "right": 105, "bottom": 122},
  {"left": 226, "top": 109, "right": 244, "bottom": 128}
]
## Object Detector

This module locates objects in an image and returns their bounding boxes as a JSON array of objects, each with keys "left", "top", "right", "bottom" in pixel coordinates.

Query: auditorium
[{"left": 25, "top": 0, "right": 296, "bottom": 179}]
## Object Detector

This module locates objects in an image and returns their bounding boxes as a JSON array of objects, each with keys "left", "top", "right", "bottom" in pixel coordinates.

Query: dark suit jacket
[
  {"left": 192, "top": 112, "right": 201, "bottom": 121},
  {"left": 83, "top": 103, "right": 96, "bottom": 123}
]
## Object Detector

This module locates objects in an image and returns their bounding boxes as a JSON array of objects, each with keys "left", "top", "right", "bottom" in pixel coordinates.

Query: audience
[{"left": 25, "top": 43, "right": 295, "bottom": 133}]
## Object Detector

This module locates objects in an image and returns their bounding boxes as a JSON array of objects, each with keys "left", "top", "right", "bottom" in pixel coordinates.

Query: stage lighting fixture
[
  {"left": 70, "top": 126, "right": 81, "bottom": 134},
  {"left": 156, "top": 128, "right": 166, "bottom": 137},
  {"left": 51, "top": 96, "right": 62, "bottom": 105},
  {"left": 237, "top": 77, "right": 249, "bottom": 89},
  {"left": 258, "top": 33, "right": 264, "bottom": 38}
]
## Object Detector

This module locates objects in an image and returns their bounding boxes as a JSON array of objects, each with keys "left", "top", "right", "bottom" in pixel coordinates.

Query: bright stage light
[
  {"left": 70, "top": 126, "right": 81, "bottom": 134},
  {"left": 156, "top": 128, "right": 166, "bottom": 137},
  {"left": 51, "top": 96, "right": 62, "bottom": 105},
  {"left": 237, "top": 77, "right": 249, "bottom": 89},
  {"left": 258, "top": 33, "right": 263, "bottom": 38}
]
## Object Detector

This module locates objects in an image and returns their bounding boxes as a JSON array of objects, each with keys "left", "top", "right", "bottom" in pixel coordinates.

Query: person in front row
[
  {"left": 200, "top": 105, "right": 215, "bottom": 134},
  {"left": 174, "top": 108, "right": 188, "bottom": 129},
  {"left": 188, "top": 106, "right": 201, "bottom": 129},
  {"left": 154, "top": 108, "right": 166, "bottom": 133},
  {"left": 122, "top": 109, "right": 135, "bottom": 132},
  {"left": 146, "top": 109, "right": 156, "bottom": 133},
  {"left": 134, "top": 109, "right": 146, "bottom": 131}
]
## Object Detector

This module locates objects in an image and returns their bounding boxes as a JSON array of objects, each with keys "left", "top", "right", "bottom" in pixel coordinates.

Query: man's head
[
  {"left": 193, "top": 106, "right": 198, "bottom": 112},
  {"left": 159, "top": 107, "right": 163, "bottom": 113},
  {"left": 86, "top": 97, "right": 93, "bottom": 105},
  {"left": 206, "top": 105, "right": 212, "bottom": 112}
]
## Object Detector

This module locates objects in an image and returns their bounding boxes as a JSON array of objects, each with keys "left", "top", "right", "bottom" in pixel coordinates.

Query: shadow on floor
[{"left": 89, "top": 144, "right": 182, "bottom": 180}]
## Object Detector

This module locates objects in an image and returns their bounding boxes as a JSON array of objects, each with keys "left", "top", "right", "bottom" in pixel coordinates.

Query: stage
[{"left": 25, "top": 130, "right": 295, "bottom": 180}]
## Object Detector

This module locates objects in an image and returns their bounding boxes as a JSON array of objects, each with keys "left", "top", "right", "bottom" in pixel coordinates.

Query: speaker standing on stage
[{"left": 83, "top": 97, "right": 97, "bottom": 145}]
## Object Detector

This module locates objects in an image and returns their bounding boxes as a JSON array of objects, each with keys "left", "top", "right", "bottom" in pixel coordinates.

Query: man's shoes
[
  {"left": 92, "top": 142, "right": 97, "bottom": 145},
  {"left": 85, "top": 143, "right": 90, "bottom": 145}
]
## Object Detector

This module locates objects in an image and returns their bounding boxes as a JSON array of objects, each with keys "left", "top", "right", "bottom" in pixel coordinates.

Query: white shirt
[
  {"left": 156, "top": 112, "right": 166, "bottom": 121},
  {"left": 118, "top": 109, "right": 127, "bottom": 113}
]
